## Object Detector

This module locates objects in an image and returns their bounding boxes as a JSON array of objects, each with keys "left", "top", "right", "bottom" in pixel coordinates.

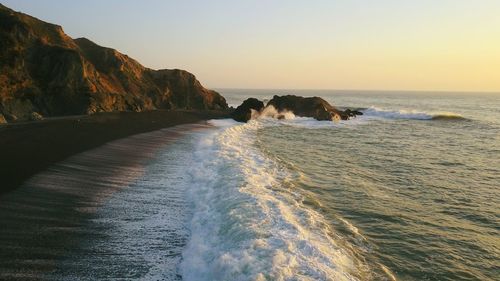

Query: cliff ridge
[{"left": 0, "top": 4, "right": 227, "bottom": 122}]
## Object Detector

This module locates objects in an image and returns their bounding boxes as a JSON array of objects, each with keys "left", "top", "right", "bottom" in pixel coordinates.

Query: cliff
[{"left": 0, "top": 4, "right": 227, "bottom": 122}]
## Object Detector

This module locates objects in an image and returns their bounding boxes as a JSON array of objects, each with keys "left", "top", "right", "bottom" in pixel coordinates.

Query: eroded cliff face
[{"left": 0, "top": 4, "right": 227, "bottom": 122}]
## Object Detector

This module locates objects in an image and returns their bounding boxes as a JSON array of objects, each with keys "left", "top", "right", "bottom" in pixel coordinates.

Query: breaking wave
[
  {"left": 250, "top": 105, "right": 296, "bottom": 120},
  {"left": 180, "top": 119, "right": 364, "bottom": 281},
  {"left": 362, "top": 106, "right": 466, "bottom": 121}
]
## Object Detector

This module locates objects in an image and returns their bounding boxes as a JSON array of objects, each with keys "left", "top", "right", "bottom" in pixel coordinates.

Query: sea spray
[{"left": 249, "top": 105, "right": 297, "bottom": 121}]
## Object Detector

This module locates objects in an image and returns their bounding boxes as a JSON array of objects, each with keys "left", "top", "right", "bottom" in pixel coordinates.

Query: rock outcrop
[
  {"left": 231, "top": 98, "right": 265, "bottom": 122},
  {"left": 344, "top": 109, "right": 363, "bottom": 118},
  {"left": 0, "top": 4, "right": 227, "bottom": 122},
  {"left": 29, "top": 111, "right": 44, "bottom": 121},
  {"left": 232, "top": 95, "right": 363, "bottom": 122},
  {"left": 267, "top": 95, "right": 348, "bottom": 121}
]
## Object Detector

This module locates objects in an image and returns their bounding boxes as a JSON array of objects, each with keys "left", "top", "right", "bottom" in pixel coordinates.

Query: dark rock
[
  {"left": 3, "top": 113, "right": 18, "bottom": 122},
  {"left": 231, "top": 98, "right": 265, "bottom": 122},
  {"left": 267, "top": 95, "right": 348, "bottom": 121},
  {"left": 29, "top": 112, "right": 44, "bottom": 121},
  {"left": 0, "top": 4, "right": 228, "bottom": 122},
  {"left": 231, "top": 95, "right": 364, "bottom": 123},
  {"left": 344, "top": 109, "right": 363, "bottom": 118}
]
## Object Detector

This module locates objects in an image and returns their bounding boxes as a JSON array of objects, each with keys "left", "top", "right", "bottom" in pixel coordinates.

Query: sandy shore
[
  {"left": 0, "top": 115, "right": 218, "bottom": 280},
  {"left": 0, "top": 110, "right": 229, "bottom": 195}
]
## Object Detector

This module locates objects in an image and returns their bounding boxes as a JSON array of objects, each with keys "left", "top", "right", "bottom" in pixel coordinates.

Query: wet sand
[
  {"left": 0, "top": 110, "right": 229, "bottom": 195},
  {"left": 0, "top": 117, "right": 216, "bottom": 280}
]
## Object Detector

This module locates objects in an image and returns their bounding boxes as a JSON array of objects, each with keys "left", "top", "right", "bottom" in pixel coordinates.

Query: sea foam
[
  {"left": 362, "top": 106, "right": 465, "bottom": 120},
  {"left": 181, "top": 120, "right": 360, "bottom": 281}
]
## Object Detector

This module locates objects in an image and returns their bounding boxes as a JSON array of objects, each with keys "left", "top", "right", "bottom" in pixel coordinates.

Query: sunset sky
[{"left": 4, "top": 0, "right": 500, "bottom": 92}]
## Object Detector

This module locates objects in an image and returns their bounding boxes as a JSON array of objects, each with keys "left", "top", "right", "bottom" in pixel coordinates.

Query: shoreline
[
  {"left": 0, "top": 110, "right": 230, "bottom": 196},
  {"left": 0, "top": 121, "right": 215, "bottom": 279}
]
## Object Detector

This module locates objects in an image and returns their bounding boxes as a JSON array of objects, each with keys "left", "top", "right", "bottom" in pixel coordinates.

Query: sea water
[
  {"left": 55, "top": 91, "right": 499, "bottom": 280},
  {"left": 179, "top": 90, "right": 499, "bottom": 281}
]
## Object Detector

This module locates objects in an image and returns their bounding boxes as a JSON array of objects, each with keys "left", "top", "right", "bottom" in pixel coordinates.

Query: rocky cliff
[{"left": 0, "top": 4, "right": 227, "bottom": 122}]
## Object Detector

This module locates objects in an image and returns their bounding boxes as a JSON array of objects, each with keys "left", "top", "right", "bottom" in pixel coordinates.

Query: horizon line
[{"left": 212, "top": 88, "right": 500, "bottom": 94}]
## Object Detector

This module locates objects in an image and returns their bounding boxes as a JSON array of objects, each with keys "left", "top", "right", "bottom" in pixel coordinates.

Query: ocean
[
  {"left": 46, "top": 90, "right": 500, "bottom": 280},
  {"left": 205, "top": 90, "right": 499, "bottom": 281}
]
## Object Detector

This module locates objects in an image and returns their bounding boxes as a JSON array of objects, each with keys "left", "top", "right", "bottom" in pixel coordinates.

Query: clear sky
[{"left": 3, "top": 0, "right": 500, "bottom": 92}]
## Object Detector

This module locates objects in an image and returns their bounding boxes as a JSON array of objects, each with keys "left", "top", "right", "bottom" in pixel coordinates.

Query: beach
[
  {"left": 0, "top": 112, "right": 223, "bottom": 280},
  {"left": 0, "top": 110, "right": 229, "bottom": 195}
]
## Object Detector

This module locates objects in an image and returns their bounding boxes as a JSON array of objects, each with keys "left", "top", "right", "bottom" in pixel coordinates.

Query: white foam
[
  {"left": 379, "top": 263, "right": 397, "bottom": 281},
  {"left": 362, "top": 106, "right": 464, "bottom": 120},
  {"left": 208, "top": 118, "right": 241, "bottom": 127},
  {"left": 181, "top": 121, "right": 361, "bottom": 281},
  {"left": 258, "top": 105, "right": 296, "bottom": 120}
]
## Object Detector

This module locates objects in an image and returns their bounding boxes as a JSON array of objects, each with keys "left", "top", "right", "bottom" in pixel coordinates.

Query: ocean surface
[
  {"left": 206, "top": 90, "right": 500, "bottom": 281},
  {"left": 8, "top": 90, "right": 497, "bottom": 280}
]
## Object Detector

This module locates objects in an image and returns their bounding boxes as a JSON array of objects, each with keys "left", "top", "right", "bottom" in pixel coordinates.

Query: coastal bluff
[{"left": 0, "top": 4, "right": 228, "bottom": 122}]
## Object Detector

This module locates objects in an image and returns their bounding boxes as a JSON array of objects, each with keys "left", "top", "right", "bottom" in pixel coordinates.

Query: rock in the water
[
  {"left": 267, "top": 95, "right": 348, "bottom": 121},
  {"left": 230, "top": 95, "right": 364, "bottom": 123},
  {"left": 344, "top": 109, "right": 363, "bottom": 118},
  {"left": 231, "top": 98, "right": 265, "bottom": 122},
  {"left": 0, "top": 4, "right": 228, "bottom": 122},
  {"left": 0, "top": 114, "right": 6, "bottom": 124}
]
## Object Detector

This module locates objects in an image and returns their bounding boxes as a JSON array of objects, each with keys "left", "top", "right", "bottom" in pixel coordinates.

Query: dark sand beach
[
  {"left": 0, "top": 111, "right": 223, "bottom": 280},
  {"left": 0, "top": 110, "right": 229, "bottom": 195}
]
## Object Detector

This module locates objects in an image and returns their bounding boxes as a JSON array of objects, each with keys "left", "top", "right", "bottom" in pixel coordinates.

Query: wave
[
  {"left": 181, "top": 120, "right": 363, "bottom": 280},
  {"left": 244, "top": 105, "right": 368, "bottom": 129},
  {"left": 431, "top": 114, "right": 467, "bottom": 120},
  {"left": 362, "top": 106, "right": 467, "bottom": 121},
  {"left": 235, "top": 105, "right": 467, "bottom": 130}
]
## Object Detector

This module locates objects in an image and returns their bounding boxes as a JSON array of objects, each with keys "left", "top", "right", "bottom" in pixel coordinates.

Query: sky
[{"left": 3, "top": 0, "right": 500, "bottom": 92}]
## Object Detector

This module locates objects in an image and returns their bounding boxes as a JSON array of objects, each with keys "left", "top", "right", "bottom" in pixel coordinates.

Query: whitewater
[
  {"left": 179, "top": 91, "right": 498, "bottom": 281},
  {"left": 176, "top": 103, "right": 473, "bottom": 280},
  {"left": 181, "top": 119, "right": 362, "bottom": 281}
]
